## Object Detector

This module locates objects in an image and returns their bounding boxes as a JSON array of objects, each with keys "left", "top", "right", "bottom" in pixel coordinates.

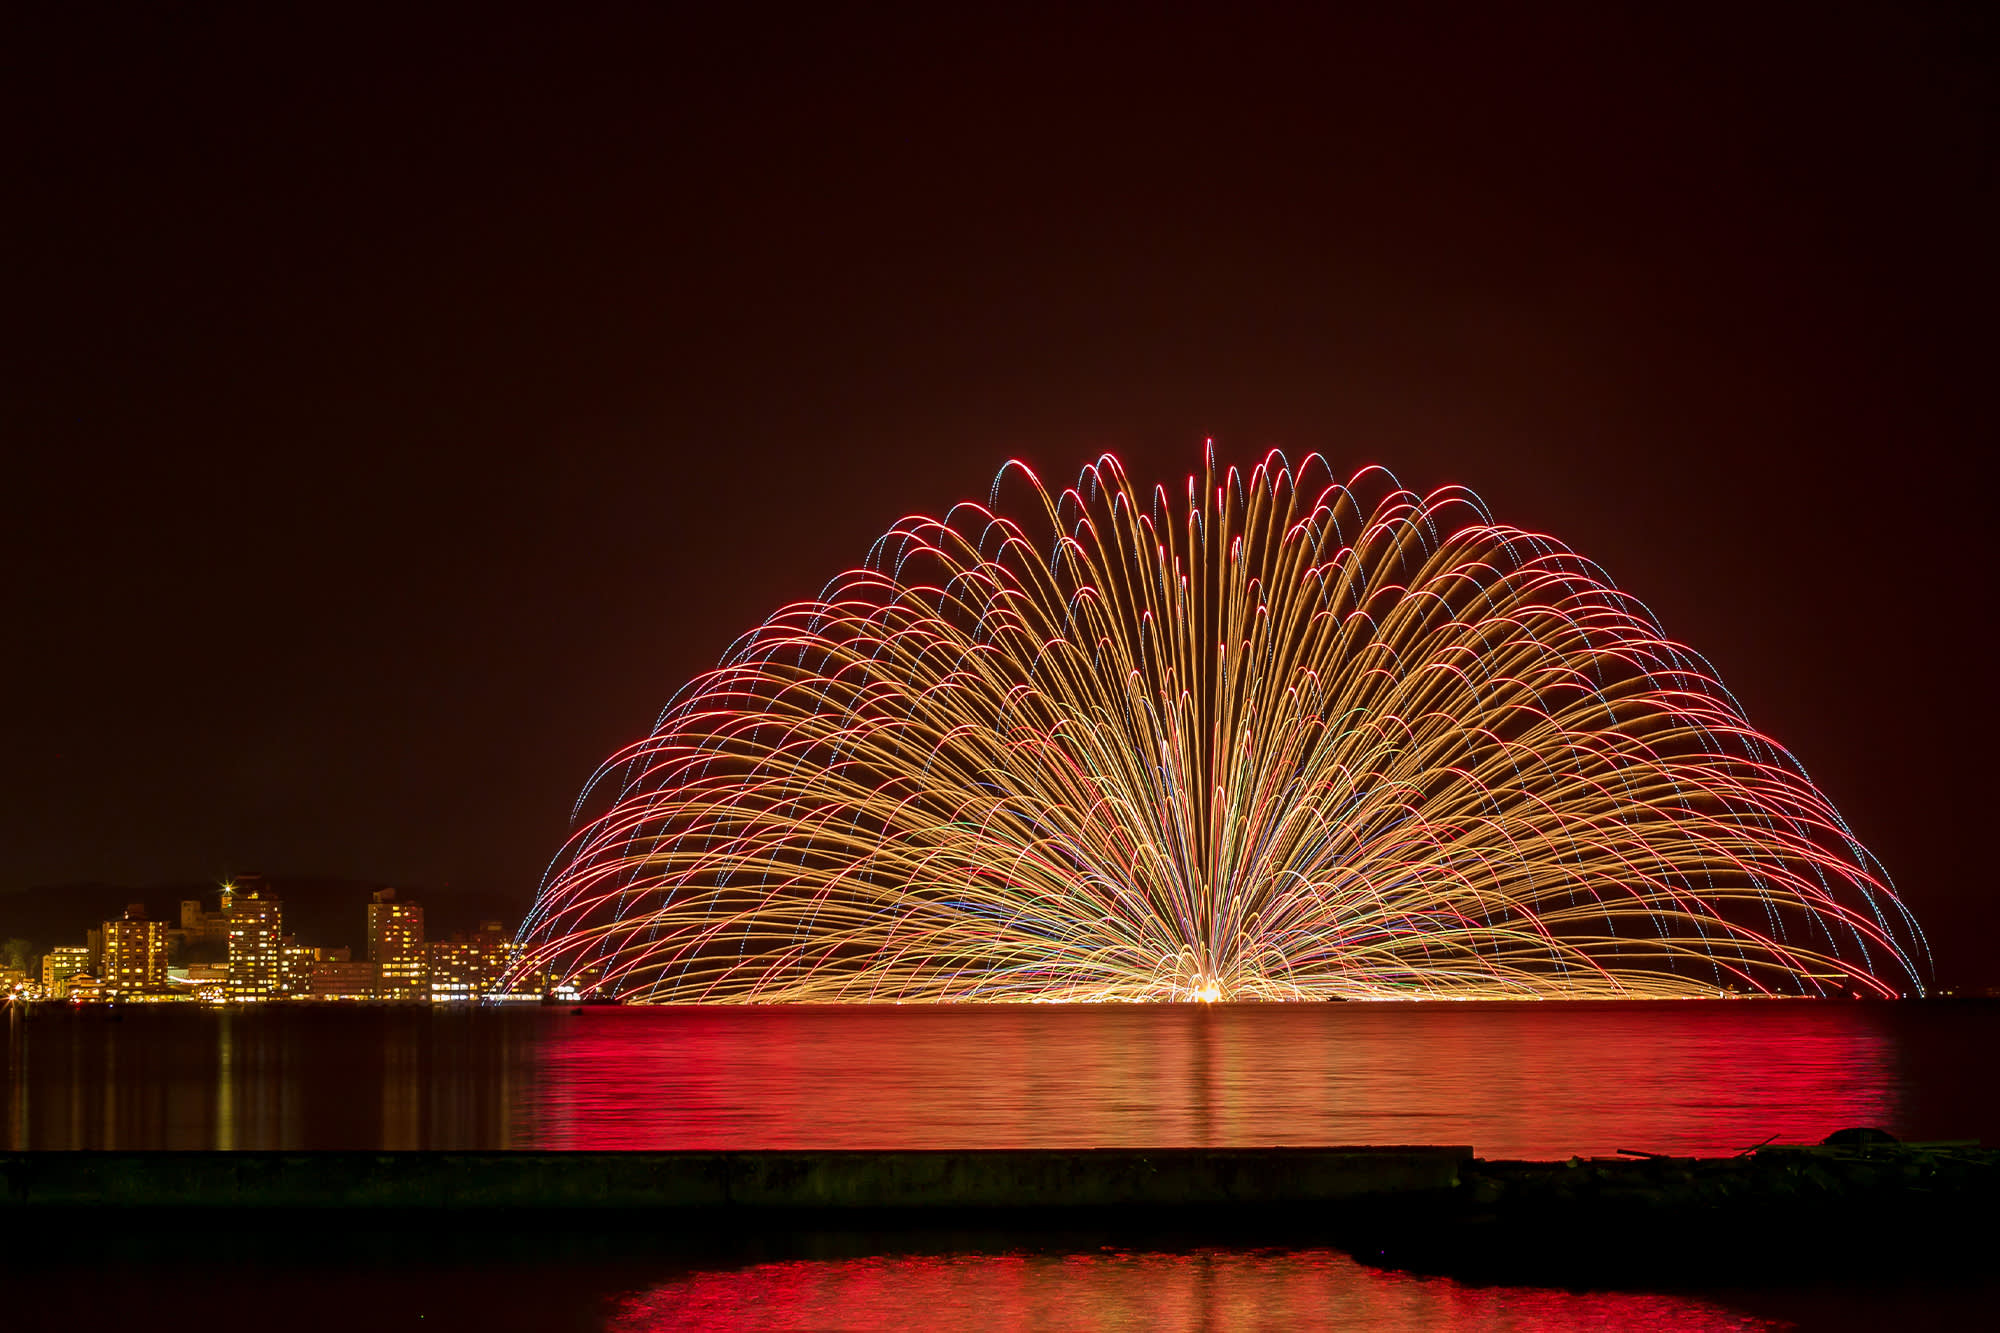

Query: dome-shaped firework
[{"left": 514, "top": 449, "right": 1926, "bottom": 1001}]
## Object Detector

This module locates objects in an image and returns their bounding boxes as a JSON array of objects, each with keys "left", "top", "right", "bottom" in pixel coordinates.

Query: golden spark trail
[{"left": 512, "top": 449, "right": 1927, "bottom": 1002}]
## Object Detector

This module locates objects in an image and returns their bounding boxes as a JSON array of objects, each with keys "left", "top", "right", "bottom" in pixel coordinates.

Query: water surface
[
  {"left": 8, "top": 1000, "right": 1994, "bottom": 1156},
  {"left": 608, "top": 1248, "right": 1776, "bottom": 1332}
]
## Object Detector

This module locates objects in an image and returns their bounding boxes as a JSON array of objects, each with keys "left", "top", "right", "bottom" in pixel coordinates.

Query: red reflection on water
[
  {"left": 8, "top": 999, "right": 1936, "bottom": 1157},
  {"left": 533, "top": 1002, "right": 1898, "bottom": 1158},
  {"left": 607, "top": 1248, "right": 1778, "bottom": 1332}
]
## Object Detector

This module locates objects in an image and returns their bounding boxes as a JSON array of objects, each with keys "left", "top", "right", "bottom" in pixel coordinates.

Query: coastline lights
[{"left": 511, "top": 448, "right": 1928, "bottom": 1003}]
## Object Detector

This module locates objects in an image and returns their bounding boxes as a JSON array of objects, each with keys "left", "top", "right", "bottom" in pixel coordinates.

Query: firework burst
[{"left": 513, "top": 448, "right": 1926, "bottom": 1001}]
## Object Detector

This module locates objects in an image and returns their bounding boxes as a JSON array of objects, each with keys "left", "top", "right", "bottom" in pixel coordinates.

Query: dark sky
[{"left": 6, "top": 9, "right": 1995, "bottom": 979}]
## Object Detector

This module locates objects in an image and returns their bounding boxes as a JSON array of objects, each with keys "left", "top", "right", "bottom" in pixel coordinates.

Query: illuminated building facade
[
  {"left": 176, "top": 962, "right": 228, "bottom": 1001},
  {"left": 101, "top": 907, "right": 168, "bottom": 996},
  {"left": 41, "top": 946, "right": 90, "bottom": 998},
  {"left": 279, "top": 943, "right": 320, "bottom": 997},
  {"left": 427, "top": 922, "right": 519, "bottom": 1001},
  {"left": 307, "top": 960, "right": 379, "bottom": 999},
  {"left": 426, "top": 940, "right": 484, "bottom": 1001},
  {"left": 226, "top": 890, "right": 284, "bottom": 1001},
  {"left": 481, "top": 922, "right": 526, "bottom": 997},
  {"left": 367, "top": 889, "right": 427, "bottom": 1000}
]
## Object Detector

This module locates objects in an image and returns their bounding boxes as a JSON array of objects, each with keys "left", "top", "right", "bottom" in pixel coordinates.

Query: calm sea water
[
  {"left": 7, "top": 1000, "right": 1996, "bottom": 1156},
  {"left": 8, "top": 1001, "right": 1995, "bottom": 1331}
]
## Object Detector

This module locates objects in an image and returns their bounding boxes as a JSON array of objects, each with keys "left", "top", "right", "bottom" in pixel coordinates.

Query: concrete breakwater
[
  {"left": 8, "top": 1141, "right": 1993, "bottom": 1283},
  {"left": 1344, "top": 1140, "right": 2000, "bottom": 1282},
  {"left": 0, "top": 1146, "right": 1470, "bottom": 1212}
]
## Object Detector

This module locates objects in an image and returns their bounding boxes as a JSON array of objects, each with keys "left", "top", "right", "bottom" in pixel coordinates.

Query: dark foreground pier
[
  {"left": 1358, "top": 1138, "right": 2000, "bottom": 1283},
  {"left": 5, "top": 1139, "right": 1994, "bottom": 1283},
  {"left": 0, "top": 1145, "right": 1468, "bottom": 1211}
]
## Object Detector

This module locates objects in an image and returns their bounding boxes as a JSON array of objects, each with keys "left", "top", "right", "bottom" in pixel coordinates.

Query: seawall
[
  {"left": 0, "top": 1146, "right": 1469, "bottom": 1212},
  {"left": 7, "top": 1143, "right": 1994, "bottom": 1281}
]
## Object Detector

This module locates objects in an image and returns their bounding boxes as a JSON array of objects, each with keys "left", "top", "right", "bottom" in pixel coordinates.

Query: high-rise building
[
  {"left": 101, "top": 906, "right": 168, "bottom": 996},
  {"left": 41, "top": 946, "right": 90, "bottom": 998},
  {"left": 367, "top": 889, "right": 427, "bottom": 1000},
  {"left": 225, "top": 889, "right": 283, "bottom": 1001}
]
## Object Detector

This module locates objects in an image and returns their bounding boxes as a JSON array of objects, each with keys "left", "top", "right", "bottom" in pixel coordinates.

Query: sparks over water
[{"left": 514, "top": 448, "right": 1927, "bottom": 1002}]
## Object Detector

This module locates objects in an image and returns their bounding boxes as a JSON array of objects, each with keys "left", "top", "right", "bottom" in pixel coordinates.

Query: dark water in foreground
[
  {"left": 8, "top": 1000, "right": 1996, "bottom": 1331},
  {"left": 7, "top": 1000, "right": 1997, "bottom": 1156},
  {"left": 24, "top": 1227, "right": 1996, "bottom": 1332}
]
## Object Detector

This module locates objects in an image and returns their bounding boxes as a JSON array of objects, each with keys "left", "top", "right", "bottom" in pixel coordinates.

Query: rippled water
[
  {"left": 605, "top": 1248, "right": 1777, "bottom": 1332},
  {"left": 7, "top": 1000, "right": 1995, "bottom": 1155}
]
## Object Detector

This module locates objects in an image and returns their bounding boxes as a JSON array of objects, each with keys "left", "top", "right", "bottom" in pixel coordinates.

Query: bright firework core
[{"left": 513, "top": 449, "right": 1928, "bottom": 1003}]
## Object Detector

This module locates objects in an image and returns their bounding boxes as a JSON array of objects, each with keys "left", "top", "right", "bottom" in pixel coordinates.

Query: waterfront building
[
  {"left": 101, "top": 906, "right": 169, "bottom": 996},
  {"left": 174, "top": 962, "right": 229, "bottom": 1002},
  {"left": 549, "top": 961, "right": 606, "bottom": 1001},
  {"left": 427, "top": 940, "right": 490, "bottom": 1001},
  {"left": 427, "top": 920, "right": 518, "bottom": 1001},
  {"left": 307, "top": 959, "right": 379, "bottom": 999},
  {"left": 427, "top": 940, "right": 480, "bottom": 1000},
  {"left": 225, "top": 889, "right": 284, "bottom": 1001},
  {"left": 0, "top": 966, "right": 30, "bottom": 997},
  {"left": 66, "top": 974, "right": 104, "bottom": 1002},
  {"left": 484, "top": 922, "right": 525, "bottom": 996},
  {"left": 279, "top": 942, "right": 322, "bottom": 996},
  {"left": 41, "top": 946, "right": 89, "bottom": 997},
  {"left": 367, "top": 889, "right": 427, "bottom": 1000}
]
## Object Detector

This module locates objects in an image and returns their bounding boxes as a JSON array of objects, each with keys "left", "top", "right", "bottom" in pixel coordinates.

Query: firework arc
[{"left": 513, "top": 448, "right": 1927, "bottom": 1002}]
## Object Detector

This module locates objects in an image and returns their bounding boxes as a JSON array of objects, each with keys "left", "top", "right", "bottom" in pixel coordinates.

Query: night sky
[{"left": 6, "top": 9, "right": 1995, "bottom": 980}]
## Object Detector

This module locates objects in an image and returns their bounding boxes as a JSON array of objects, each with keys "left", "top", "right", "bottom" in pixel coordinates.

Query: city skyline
[{"left": 2, "top": 875, "right": 535, "bottom": 1005}]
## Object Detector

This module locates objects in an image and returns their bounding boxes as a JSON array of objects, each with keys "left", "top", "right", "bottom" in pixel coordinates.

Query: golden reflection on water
[{"left": 215, "top": 1011, "right": 233, "bottom": 1151}]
